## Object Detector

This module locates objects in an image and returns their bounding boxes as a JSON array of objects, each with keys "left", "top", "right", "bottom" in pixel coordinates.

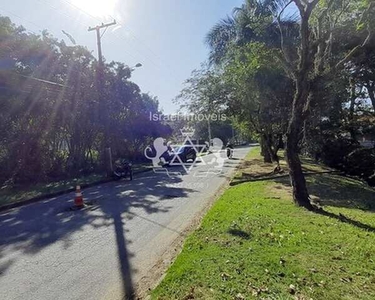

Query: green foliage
[
  {"left": 203, "top": 0, "right": 375, "bottom": 182},
  {"left": 0, "top": 15, "right": 170, "bottom": 185},
  {"left": 223, "top": 42, "right": 291, "bottom": 125},
  {"left": 345, "top": 148, "right": 375, "bottom": 185},
  {"left": 175, "top": 64, "right": 233, "bottom": 142},
  {"left": 319, "top": 136, "right": 361, "bottom": 169},
  {"left": 314, "top": 135, "right": 375, "bottom": 187},
  {"left": 205, "top": 0, "right": 296, "bottom": 65}
]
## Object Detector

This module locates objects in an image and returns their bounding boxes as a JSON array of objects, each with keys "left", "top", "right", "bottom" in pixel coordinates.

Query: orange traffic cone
[{"left": 74, "top": 185, "right": 84, "bottom": 208}]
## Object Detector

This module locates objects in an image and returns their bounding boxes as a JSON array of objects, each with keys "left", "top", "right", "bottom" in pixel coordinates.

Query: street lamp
[{"left": 131, "top": 63, "right": 142, "bottom": 71}]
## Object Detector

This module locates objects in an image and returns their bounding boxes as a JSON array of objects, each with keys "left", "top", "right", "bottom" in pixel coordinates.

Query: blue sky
[{"left": 0, "top": 0, "right": 244, "bottom": 113}]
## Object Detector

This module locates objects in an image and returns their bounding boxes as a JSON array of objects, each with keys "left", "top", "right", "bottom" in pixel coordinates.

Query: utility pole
[
  {"left": 88, "top": 20, "right": 116, "bottom": 176},
  {"left": 88, "top": 20, "right": 116, "bottom": 64},
  {"left": 207, "top": 118, "right": 212, "bottom": 146}
]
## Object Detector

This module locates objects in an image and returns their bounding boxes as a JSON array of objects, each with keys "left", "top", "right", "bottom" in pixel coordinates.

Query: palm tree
[
  {"left": 205, "top": 16, "right": 237, "bottom": 65},
  {"left": 206, "top": 0, "right": 297, "bottom": 65}
]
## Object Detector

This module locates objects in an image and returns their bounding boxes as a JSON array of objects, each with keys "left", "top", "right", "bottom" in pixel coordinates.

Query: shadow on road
[{"left": 0, "top": 170, "right": 197, "bottom": 299}]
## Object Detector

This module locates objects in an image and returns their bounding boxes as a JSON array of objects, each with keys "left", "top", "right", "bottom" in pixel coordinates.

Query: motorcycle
[
  {"left": 113, "top": 159, "right": 133, "bottom": 180},
  {"left": 226, "top": 147, "right": 233, "bottom": 159}
]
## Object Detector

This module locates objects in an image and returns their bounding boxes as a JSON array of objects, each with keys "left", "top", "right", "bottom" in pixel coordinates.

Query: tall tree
[
  {"left": 223, "top": 42, "right": 292, "bottom": 168},
  {"left": 205, "top": 0, "right": 375, "bottom": 208},
  {"left": 275, "top": 0, "right": 375, "bottom": 208}
]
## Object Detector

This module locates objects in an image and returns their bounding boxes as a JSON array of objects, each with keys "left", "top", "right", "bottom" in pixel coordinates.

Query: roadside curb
[
  {"left": 0, "top": 167, "right": 153, "bottom": 213},
  {"left": 136, "top": 148, "right": 252, "bottom": 299}
]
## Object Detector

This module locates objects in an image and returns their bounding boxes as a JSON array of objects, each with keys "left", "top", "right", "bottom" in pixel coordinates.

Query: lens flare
[{"left": 71, "top": 0, "right": 118, "bottom": 18}]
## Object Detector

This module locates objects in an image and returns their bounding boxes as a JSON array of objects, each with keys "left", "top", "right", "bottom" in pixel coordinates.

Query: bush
[
  {"left": 318, "top": 137, "right": 375, "bottom": 187},
  {"left": 345, "top": 148, "right": 375, "bottom": 186},
  {"left": 319, "top": 137, "right": 360, "bottom": 169}
]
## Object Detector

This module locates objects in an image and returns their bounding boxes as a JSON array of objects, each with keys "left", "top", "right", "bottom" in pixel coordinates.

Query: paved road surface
[{"left": 0, "top": 147, "right": 251, "bottom": 300}]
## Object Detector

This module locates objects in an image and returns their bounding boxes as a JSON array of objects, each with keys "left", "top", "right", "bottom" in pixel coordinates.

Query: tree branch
[
  {"left": 334, "top": 1, "right": 375, "bottom": 70},
  {"left": 274, "top": 0, "right": 296, "bottom": 77}
]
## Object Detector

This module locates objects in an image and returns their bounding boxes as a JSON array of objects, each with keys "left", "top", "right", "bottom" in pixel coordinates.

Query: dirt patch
[
  {"left": 231, "top": 150, "right": 337, "bottom": 187},
  {"left": 268, "top": 182, "right": 292, "bottom": 198}
]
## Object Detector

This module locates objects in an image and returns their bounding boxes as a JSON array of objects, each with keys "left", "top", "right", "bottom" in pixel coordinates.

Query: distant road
[{"left": 0, "top": 146, "right": 251, "bottom": 300}]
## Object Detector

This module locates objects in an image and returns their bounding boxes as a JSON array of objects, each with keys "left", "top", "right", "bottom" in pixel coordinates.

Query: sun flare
[{"left": 71, "top": 0, "right": 118, "bottom": 18}]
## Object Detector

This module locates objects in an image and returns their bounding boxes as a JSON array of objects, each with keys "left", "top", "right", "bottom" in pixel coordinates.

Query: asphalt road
[{"left": 0, "top": 146, "right": 251, "bottom": 300}]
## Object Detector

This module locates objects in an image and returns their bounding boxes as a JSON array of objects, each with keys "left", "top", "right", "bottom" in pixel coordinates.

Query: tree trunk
[
  {"left": 263, "top": 133, "right": 281, "bottom": 171},
  {"left": 272, "top": 151, "right": 281, "bottom": 172},
  {"left": 260, "top": 135, "right": 272, "bottom": 163},
  {"left": 286, "top": 134, "right": 312, "bottom": 209},
  {"left": 366, "top": 83, "right": 375, "bottom": 113},
  {"left": 284, "top": 0, "right": 318, "bottom": 210},
  {"left": 286, "top": 81, "right": 313, "bottom": 210},
  {"left": 348, "top": 78, "right": 357, "bottom": 141}
]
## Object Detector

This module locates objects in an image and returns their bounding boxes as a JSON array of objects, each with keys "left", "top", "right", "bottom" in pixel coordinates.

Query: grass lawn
[
  {"left": 0, "top": 164, "right": 151, "bottom": 208},
  {"left": 152, "top": 148, "right": 375, "bottom": 300}
]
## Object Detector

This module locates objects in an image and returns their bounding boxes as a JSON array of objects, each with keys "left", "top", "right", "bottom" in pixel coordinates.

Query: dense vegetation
[
  {"left": 177, "top": 0, "right": 375, "bottom": 207},
  {"left": 0, "top": 16, "right": 171, "bottom": 186}
]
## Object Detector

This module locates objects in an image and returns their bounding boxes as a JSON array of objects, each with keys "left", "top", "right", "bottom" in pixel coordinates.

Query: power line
[
  {"left": 56, "top": 0, "right": 184, "bottom": 104},
  {"left": 17, "top": 73, "right": 68, "bottom": 88},
  {"left": 0, "top": 5, "right": 154, "bottom": 82},
  {"left": 22, "top": 0, "right": 144, "bottom": 64},
  {"left": 0, "top": 6, "right": 170, "bottom": 93},
  {"left": 0, "top": 7, "right": 40, "bottom": 34},
  {"left": 59, "top": 0, "right": 161, "bottom": 64},
  {"left": 108, "top": 14, "right": 181, "bottom": 79},
  {"left": 37, "top": 0, "right": 157, "bottom": 67},
  {"left": 35, "top": 0, "right": 87, "bottom": 31},
  {"left": 58, "top": 0, "right": 182, "bottom": 82},
  {"left": 1, "top": 2, "right": 184, "bottom": 101}
]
